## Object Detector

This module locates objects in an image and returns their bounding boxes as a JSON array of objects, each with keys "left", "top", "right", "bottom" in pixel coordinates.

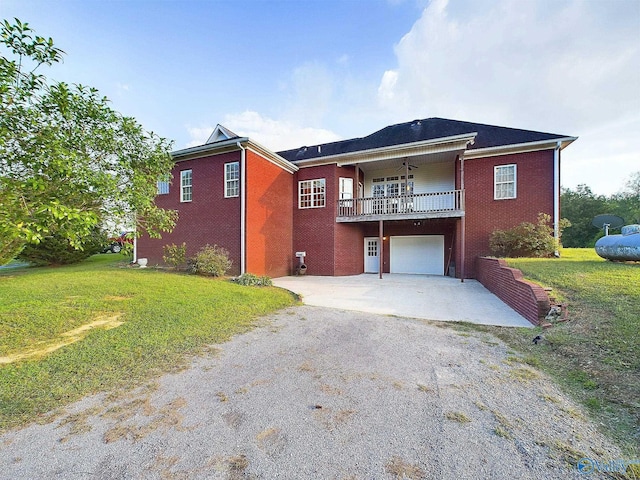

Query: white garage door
[{"left": 390, "top": 235, "right": 444, "bottom": 275}]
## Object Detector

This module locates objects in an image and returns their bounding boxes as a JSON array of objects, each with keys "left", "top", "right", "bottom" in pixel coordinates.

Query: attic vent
[
  {"left": 411, "top": 119, "right": 422, "bottom": 127},
  {"left": 295, "top": 146, "right": 309, "bottom": 159}
]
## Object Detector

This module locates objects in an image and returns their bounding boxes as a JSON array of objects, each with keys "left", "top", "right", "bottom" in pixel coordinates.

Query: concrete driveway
[{"left": 273, "top": 274, "right": 532, "bottom": 328}]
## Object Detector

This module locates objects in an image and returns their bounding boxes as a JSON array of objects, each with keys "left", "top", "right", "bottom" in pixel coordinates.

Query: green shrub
[
  {"left": 17, "top": 229, "right": 104, "bottom": 266},
  {"left": 233, "top": 273, "right": 273, "bottom": 286},
  {"left": 188, "top": 244, "right": 232, "bottom": 276},
  {"left": 163, "top": 242, "right": 187, "bottom": 269},
  {"left": 489, "top": 213, "right": 570, "bottom": 258}
]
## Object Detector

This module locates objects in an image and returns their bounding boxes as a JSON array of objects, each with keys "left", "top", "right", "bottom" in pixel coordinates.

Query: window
[
  {"left": 225, "top": 162, "right": 239, "bottom": 198},
  {"left": 494, "top": 164, "right": 516, "bottom": 199},
  {"left": 386, "top": 180, "right": 400, "bottom": 197},
  {"left": 298, "top": 179, "right": 326, "bottom": 208},
  {"left": 372, "top": 184, "right": 385, "bottom": 197},
  {"left": 180, "top": 169, "right": 192, "bottom": 202},
  {"left": 339, "top": 177, "right": 353, "bottom": 200},
  {"left": 367, "top": 239, "right": 378, "bottom": 257},
  {"left": 401, "top": 175, "right": 414, "bottom": 195},
  {"left": 156, "top": 177, "right": 170, "bottom": 195}
]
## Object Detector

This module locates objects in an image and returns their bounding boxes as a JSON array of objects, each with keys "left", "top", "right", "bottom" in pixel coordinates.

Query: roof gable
[
  {"left": 277, "top": 117, "right": 574, "bottom": 163},
  {"left": 206, "top": 124, "right": 240, "bottom": 144}
]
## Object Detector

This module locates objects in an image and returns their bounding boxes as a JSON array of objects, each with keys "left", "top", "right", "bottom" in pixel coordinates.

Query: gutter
[
  {"left": 290, "top": 133, "right": 478, "bottom": 168},
  {"left": 464, "top": 136, "right": 577, "bottom": 159},
  {"left": 237, "top": 141, "right": 246, "bottom": 275},
  {"left": 172, "top": 137, "right": 250, "bottom": 160},
  {"left": 171, "top": 138, "right": 298, "bottom": 174}
]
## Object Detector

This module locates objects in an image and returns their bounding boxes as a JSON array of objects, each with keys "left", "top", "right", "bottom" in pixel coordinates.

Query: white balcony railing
[{"left": 337, "top": 190, "right": 464, "bottom": 218}]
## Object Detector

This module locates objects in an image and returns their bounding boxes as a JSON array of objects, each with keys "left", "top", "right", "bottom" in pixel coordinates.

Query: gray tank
[{"left": 595, "top": 224, "right": 640, "bottom": 261}]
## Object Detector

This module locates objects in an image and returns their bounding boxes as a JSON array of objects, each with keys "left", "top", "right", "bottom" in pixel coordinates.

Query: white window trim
[
  {"left": 339, "top": 177, "right": 353, "bottom": 200},
  {"left": 494, "top": 164, "right": 517, "bottom": 200},
  {"left": 156, "top": 179, "right": 170, "bottom": 195},
  {"left": 298, "top": 178, "right": 326, "bottom": 209},
  {"left": 180, "top": 169, "right": 192, "bottom": 203},
  {"left": 224, "top": 162, "right": 240, "bottom": 198}
]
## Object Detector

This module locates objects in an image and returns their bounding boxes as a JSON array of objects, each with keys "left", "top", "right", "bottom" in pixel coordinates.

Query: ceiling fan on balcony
[{"left": 397, "top": 160, "right": 418, "bottom": 172}]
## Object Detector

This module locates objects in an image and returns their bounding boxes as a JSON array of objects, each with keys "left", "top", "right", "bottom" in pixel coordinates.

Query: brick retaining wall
[{"left": 476, "top": 257, "right": 550, "bottom": 325}]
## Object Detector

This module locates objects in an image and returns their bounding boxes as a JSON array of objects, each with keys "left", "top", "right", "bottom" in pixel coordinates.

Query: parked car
[{"left": 103, "top": 232, "right": 133, "bottom": 253}]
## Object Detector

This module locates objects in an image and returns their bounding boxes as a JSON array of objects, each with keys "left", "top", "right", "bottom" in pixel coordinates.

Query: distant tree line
[{"left": 561, "top": 172, "right": 640, "bottom": 247}]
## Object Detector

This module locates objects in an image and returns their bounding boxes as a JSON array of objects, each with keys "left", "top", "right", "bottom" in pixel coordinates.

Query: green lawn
[
  {"left": 0, "top": 255, "right": 297, "bottom": 431},
  {"left": 487, "top": 249, "right": 639, "bottom": 455}
]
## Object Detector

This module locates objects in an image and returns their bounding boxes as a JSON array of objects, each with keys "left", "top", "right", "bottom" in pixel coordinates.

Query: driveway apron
[{"left": 273, "top": 274, "right": 533, "bottom": 327}]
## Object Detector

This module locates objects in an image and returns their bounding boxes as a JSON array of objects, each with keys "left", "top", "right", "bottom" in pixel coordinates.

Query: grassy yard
[
  {"left": 483, "top": 249, "right": 639, "bottom": 455},
  {"left": 0, "top": 255, "right": 297, "bottom": 431}
]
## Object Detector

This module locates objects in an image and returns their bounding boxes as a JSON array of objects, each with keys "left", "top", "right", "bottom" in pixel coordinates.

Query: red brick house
[{"left": 137, "top": 118, "right": 576, "bottom": 279}]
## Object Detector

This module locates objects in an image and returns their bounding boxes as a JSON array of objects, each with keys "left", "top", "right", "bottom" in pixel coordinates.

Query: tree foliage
[
  {"left": 560, "top": 185, "right": 608, "bottom": 247},
  {"left": 561, "top": 172, "right": 640, "bottom": 247},
  {"left": 0, "top": 18, "right": 177, "bottom": 265},
  {"left": 17, "top": 227, "right": 105, "bottom": 266}
]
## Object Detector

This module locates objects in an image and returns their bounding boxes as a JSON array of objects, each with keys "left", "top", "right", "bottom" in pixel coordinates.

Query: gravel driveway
[{"left": 0, "top": 306, "right": 623, "bottom": 479}]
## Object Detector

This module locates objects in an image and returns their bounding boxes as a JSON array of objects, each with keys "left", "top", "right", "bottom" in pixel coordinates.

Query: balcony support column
[{"left": 378, "top": 219, "right": 384, "bottom": 279}]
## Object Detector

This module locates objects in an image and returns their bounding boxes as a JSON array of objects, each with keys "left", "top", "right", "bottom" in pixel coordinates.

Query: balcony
[{"left": 336, "top": 190, "right": 464, "bottom": 222}]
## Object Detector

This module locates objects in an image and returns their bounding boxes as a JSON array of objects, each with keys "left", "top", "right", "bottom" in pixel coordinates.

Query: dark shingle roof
[{"left": 277, "top": 117, "right": 571, "bottom": 162}]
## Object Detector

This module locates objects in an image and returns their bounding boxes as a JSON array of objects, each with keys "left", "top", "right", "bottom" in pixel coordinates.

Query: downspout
[
  {"left": 237, "top": 142, "right": 246, "bottom": 274},
  {"left": 133, "top": 234, "right": 137, "bottom": 264},
  {"left": 553, "top": 141, "right": 561, "bottom": 257},
  {"left": 460, "top": 154, "right": 465, "bottom": 282}
]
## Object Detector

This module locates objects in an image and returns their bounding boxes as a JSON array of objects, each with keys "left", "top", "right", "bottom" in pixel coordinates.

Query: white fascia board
[
  {"left": 294, "top": 133, "right": 478, "bottom": 168},
  {"left": 171, "top": 138, "right": 298, "bottom": 174},
  {"left": 171, "top": 137, "right": 250, "bottom": 162},
  {"left": 464, "top": 137, "right": 578, "bottom": 160},
  {"left": 246, "top": 140, "right": 299, "bottom": 174}
]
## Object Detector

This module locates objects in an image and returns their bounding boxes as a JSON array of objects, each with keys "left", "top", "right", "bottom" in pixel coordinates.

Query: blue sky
[{"left": 2, "top": 0, "right": 639, "bottom": 195}]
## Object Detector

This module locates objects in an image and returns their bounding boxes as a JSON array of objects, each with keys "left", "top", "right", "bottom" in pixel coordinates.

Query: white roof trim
[
  {"left": 246, "top": 140, "right": 299, "bottom": 174},
  {"left": 293, "top": 133, "right": 478, "bottom": 168},
  {"left": 464, "top": 137, "right": 578, "bottom": 159},
  {"left": 171, "top": 138, "right": 298, "bottom": 174},
  {"left": 206, "top": 124, "right": 240, "bottom": 144}
]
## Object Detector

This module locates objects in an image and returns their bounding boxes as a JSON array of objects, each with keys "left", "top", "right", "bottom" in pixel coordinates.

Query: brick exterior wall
[
  {"left": 475, "top": 257, "right": 550, "bottom": 325},
  {"left": 137, "top": 151, "right": 242, "bottom": 274},
  {"left": 334, "top": 222, "right": 364, "bottom": 275},
  {"left": 464, "top": 150, "right": 555, "bottom": 278},
  {"left": 246, "top": 150, "right": 294, "bottom": 277},
  {"left": 139, "top": 144, "right": 557, "bottom": 281},
  {"left": 292, "top": 164, "right": 340, "bottom": 275}
]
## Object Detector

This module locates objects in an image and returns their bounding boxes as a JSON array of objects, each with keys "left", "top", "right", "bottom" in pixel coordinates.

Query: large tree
[
  {"left": 561, "top": 173, "right": 640, "bottom": 248},
  {"left": 560, "top": 184, "right": 609, "bottom": 247},
  {"left": 610, "top": 171, "right": 640, "bottom": 226},
  {"left": 0, "top": 18, "right": 177, "bottom": 264}
]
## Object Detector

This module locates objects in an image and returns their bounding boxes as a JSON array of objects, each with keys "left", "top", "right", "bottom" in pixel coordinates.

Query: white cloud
[
  {"left": 376, "top": 0, "right": 640, "bottom": 194},
  {"left": 184, "top": 111, "right": 342, "bottom": 152},
  {"left": 378, "top": 70, "right": 400, "bottom": 103},
  {"left": 284, "top": 61, "right": 335, "bottom": 126},
  {"left": 185, "top": 126, "right": 214, "bottom": 148}
]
